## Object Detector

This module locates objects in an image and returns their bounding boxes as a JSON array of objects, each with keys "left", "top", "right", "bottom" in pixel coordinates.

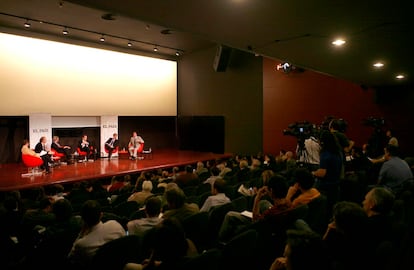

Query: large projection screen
[{"left": 0, "top": 33, "right": 177, "bottom": 116}]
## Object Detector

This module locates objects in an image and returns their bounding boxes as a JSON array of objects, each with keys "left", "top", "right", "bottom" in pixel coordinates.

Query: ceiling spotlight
[
  {"left": 24, "top": 20, "right": 31, "bottom": 28},
  {"left": 100, "top": 35, "right": 105, "bottom": 42},
  {"left": 175, "top": 51, "right": 180, "bottom": 56},
  {"left": 127, "top": 41, "right": 132, "bottom": 47},
  {"left": 153, "top": 47, "right": 158, "bottom": 52},
  {"left": 396, "top": 74, "right": 405, "bottom": 79},
  {"left": 332, "top": 39, "right": 346, "bottom": 46},
  {"left": 373, "top": 62, "right": 384, "bottom": 68},
  {"left": 62, "top": 27, "right": 69, "bottom": 35}
]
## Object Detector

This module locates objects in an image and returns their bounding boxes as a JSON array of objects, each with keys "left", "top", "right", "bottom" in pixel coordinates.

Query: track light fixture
[{"left": 4, "top": 13, "right": 183, "bottom": 56}]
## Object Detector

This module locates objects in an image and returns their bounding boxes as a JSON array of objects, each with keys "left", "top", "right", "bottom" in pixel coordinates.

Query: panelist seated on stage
[
  {"left": 128, "top": 131, "right": 144, "bottom": 160},
  {"left": 51, "top": 135, "right": 71, "bottom": 160},
  {"left": 104, "top": 133, "right": 119, "bottom": 159},
  {"left": 77, "top": 134, "right": 93, "bottom": 161},
  {"left": 21, "top": 139, "right": 51, "bottom": 173}
]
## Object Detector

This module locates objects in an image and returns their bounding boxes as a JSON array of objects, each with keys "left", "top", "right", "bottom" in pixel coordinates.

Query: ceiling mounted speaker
[{"left": 213, "top": 45, "right": 232, "bottom": 72}]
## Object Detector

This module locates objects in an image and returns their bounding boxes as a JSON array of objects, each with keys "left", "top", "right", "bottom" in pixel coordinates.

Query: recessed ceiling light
[
  {"left": 396, "top": 74, "right": 405, "bottom": 79},
  {"left": 100, "top": 35, "right": 105, "bottom": 42},
  {"left": 373, "top": 62, "right": 384, "bottom": 68},
  {"left": 332, "top": 39, "right": 346, "bottom": 46},
  {"left": 127, "top": 41, "right": 132, "bottom": 47},
  {"left": 62, "top": 27, "right": 69, "bottom": 35},
  {"left": 24, "top": 20, "right": 31, "bottom": 28}
]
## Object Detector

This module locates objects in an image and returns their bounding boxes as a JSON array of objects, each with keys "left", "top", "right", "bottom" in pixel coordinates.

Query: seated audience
[
  {"left": 128, "top": 180, "right": 154, "bottom": 206},
  {"left": 200, "top": 178, "right": 230, "bottom": 212},
  {"left": 286, "top": 168, "right": 321, "bottom": 208},
  {"left": 203, "top": 166, "right": 223, "bottom": 187},
  {"left": 218, "top": 174, "right": 291, "bottom": 242},
  {"left": 377, "top": 144, "right": 413, "bottom": 194},
  {"left": 270, "top": 229, "right": 329, "bottom": 270},
  {"left": 174, "top": 165, "right": 200, "bottom": 188},
  {"left": 322, "top": 201, "right": 370, "bottom": 270},
  {"left": 161, "top": 185, "right": 199, "bottom": 223},
  {"left": 67, "top": 200, "right": 125, "bottom": 268},
  {"left": 127, "top": 196, "right": 162, "bottom": 238}
]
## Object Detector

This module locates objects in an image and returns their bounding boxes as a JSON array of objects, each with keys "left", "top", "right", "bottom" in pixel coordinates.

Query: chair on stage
[
  {"left": 104, "top": 146, "right": 119, "bottom": 158},
  {"left": 77, "top": 146, "right": 96, "bottom": 161},
  {"left": 50, "top": 148, "right": 65, "bottom": 165},
  {"left": 21, "top": 154, "right": 44, "bottom": 177},
  {"left": 137, "top": 144, "right": 152, "bottom": 160}
]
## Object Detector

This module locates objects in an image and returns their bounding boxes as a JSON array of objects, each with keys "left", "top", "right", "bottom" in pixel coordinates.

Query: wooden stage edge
[{"left": 0, "top": 149, "right": 233, "bottom": 192}]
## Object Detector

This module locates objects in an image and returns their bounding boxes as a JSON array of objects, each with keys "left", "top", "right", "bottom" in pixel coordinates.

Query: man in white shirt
[
  {"left": 127, "top": 196, "right": 162, "bottom": 237},
  {"left": 68, "top": 200, "right": 125, "bottom": 268}
]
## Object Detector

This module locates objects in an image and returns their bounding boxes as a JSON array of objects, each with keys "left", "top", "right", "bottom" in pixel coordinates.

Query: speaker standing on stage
[
  {"left": 128, "top": 131, "right": 144, "bottom": 160},
  {"left": 105, "top": 133, "right": 119, "bottom": 159}
]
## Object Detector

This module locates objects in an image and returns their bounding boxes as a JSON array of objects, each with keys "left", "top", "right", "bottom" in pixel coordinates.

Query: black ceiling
[{"left": 1, "top": 0, "right": 413, "bottom": 88}]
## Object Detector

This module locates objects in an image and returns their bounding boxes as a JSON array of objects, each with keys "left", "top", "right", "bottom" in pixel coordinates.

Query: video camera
[{"left": 283, "top": 121, "right": 314, "bottom": 140}]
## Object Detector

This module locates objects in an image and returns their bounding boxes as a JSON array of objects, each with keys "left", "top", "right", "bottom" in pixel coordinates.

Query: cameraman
[
  {"left": 329, "top": 119, "right": 354, "bottom": 178},
  {"left": 296, "top": 135, "right": 321, "bottom": 171}
]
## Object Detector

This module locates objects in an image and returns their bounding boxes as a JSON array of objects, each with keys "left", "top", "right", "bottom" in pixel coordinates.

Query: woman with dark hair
[{"left": 312, "top": 130, "right": 343, "bottom": 216}]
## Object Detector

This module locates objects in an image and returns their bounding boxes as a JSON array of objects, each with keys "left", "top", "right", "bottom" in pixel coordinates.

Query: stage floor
[{"left": 0, "top": 149, "right": 232, "bottom": 192}]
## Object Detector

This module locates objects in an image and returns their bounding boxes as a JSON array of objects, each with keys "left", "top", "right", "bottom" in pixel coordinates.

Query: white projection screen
[{"left": 0, "top": 33, "right": 177, "bottom": 116}]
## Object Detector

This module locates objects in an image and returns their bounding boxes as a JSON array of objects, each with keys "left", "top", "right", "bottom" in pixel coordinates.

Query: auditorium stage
[{"left": 0, "top": 149, "right": 233, "bottom": 192}]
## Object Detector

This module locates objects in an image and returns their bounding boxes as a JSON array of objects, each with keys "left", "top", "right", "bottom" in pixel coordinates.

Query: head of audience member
[
  {"left": 331, "top": 201, "right": 368, "bottom": 239},
  {"left": 293, "top": 168, "right": 315, "bottom": 192},
  {"left": 144, "top": 196, "right": 162, "bottom": 218},
  {"left": 210, "top": 166, "right": 221, "bottom": 177},
  {"left": 279, "top": 229, "right": 328, "bottom": 270},
  {"left": 239, "top": 159, "right": 249, "bottom": 170},
  {"left": 164, "top": 185, "right": 186, "bottom": 210},
  {"left": 250, "top": 158, "right": 261, "bottom": 170},
  {"left": 261, "top": 169, "right": 275, "bottom": 186},
  {"left": 267, "top": 174, "right": 289, "bottom": 200},
  {"left": 142, "top": 180, "right": 153, "bottom": 193},
  {"left": 146, "top": 217, "right": 188, "bottom": 266},
  {"left": 80, "top": 200, "right": 102, "bottom": 228},
  {"left": 362, "top": 187, "right": 395, "bottom": 217},
  {"left": 185, "top": 165, "right": 193, "bottom": 174},
  {"left": 384, "top": 144, "right": 399, "bottom": 160},
  {"left": 196, "top": 161, "right": 205, "bottom": 171},
  {"left": 39, "top": 196, "right": 54, "bottom": 212},
  {"left": 212, "top": 178, "right": 226, "bottom": 195},
  {"left": 52, "top": 198, "right": 73, "bottom": 222}
]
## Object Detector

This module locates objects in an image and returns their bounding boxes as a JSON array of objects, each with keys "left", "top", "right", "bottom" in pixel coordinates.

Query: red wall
[{"left": 263, "top": 58, "right": 385, "bottom": 155}]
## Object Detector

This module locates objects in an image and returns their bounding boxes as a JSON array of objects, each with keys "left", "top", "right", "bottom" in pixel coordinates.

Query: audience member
[
  {"left": 127, "top": 196, "right": 162, "bottom": 238},
  {"left": 124, "top": 218, "right": 197, "bottom": 270},
  {"left": 200, "top": 178, "right": 230, "bottom": 212},
  {"left": 270, "top": 229, "right": 329, "bottom": 270},
  {"left": 174, "top": 165, "right": 199, "bottom": 188},
  {"left": 203, "top": 166, "right": 222, "bottom": 187},
  {"left": 286, "top": 168, "right": 321, "bottom": 208},
  {"left": 194, "top": 161, "right": 208, "bottom": 176},
  {"left": 162, "top": 185, "right": 199, "bottom": 223},
  {"left": 218, "top": 174, "right": 291, "bottom": 242},
  {"left": 322, "top": 201, "right": 369, "bottom": 270},
  {"left": 386, "top": 129, "right": 399, "bottom": 147},
  {"left": 296, "top": 135, "right": 321, "bottom": 171},
  {"left": 68, "top": 200, "right": 125, "bottom": 268},
  {"left": 377, "top": 144, "right": 413, "bottom": 194},
  {"left": 128, "top": 180, "right": 154, "bottom": 206}
]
